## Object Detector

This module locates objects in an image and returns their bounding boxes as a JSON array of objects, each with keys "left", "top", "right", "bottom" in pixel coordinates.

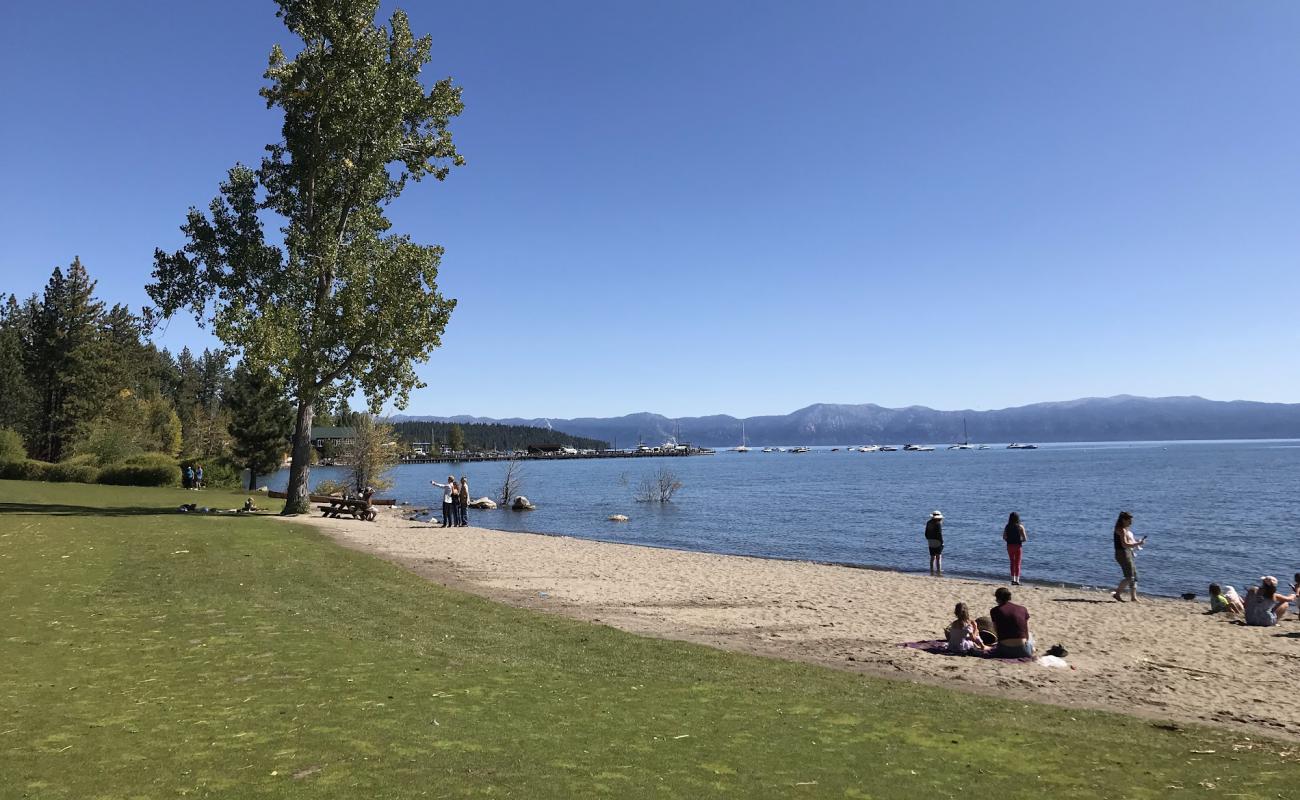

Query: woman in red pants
[{"left": 1003, "top": 512, "right": 1027, "bottom": 586}]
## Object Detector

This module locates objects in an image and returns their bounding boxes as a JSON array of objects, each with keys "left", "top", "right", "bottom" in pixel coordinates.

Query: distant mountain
[{"left": 390, "top": 395, "right": 1300, "bottom": 447}]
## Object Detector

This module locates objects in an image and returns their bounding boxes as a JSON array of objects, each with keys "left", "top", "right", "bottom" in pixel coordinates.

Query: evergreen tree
[
  {"left": 227, "top": 362, "right": 293, "bottom": 490},
  {"left": 27, "top": 259, "right": 104, "bottom": 461},
  {"left": 0, "top": 295, "right": 35, "bottom": 436},
  {"left": 448, "top": 423, "right": 465, "bottom": 451}
]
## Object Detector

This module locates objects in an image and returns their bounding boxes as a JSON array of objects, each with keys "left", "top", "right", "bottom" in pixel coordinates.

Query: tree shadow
[
  {"left": 0, "top": 502, "right": 241, "bottom": 518},
  {"left": 1050, "top": 598, "right": 1110, "bottom": 604}
]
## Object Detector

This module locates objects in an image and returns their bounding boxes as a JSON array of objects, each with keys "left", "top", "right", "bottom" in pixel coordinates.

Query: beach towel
[{"left": 899, "top": 640, "right": 1035, "bottom": 663}]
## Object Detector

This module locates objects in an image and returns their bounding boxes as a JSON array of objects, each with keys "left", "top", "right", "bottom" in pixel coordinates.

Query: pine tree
[
  {"left": 27, "top": 259, "right": 104, "bottom": 461},
  {"left": 227, "top": 362, "right": 293, "bottom": 490},
  {"left": 0, "top": 295, "right": 35, "bottom": 436}
]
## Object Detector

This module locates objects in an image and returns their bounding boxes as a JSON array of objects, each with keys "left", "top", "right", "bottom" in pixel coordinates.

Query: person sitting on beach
[
  {"left": 1245, "top": 577, "right": 1295, "bottom": 627},
  {"left": 989, "top": 587, "right": 1034, "bottom": 658},
  {"left": 1208, "top": 583, "right": 1243, "bottom": 615},
  {"left": 945, "top": 602, "right": 988, "bottom": 655}
]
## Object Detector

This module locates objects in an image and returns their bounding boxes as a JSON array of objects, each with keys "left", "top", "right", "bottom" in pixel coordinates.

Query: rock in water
[
  {"left": 511, "top": 496, "right": 536, "bottom": 511},
  {"left": 608, "top": 514, "right": 629, "bottom": 522},
  {"left": 468, "top": 496, "right": 497, "bottom": 509}
]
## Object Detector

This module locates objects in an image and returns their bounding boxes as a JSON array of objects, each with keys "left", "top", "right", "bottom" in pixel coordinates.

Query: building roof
[{"left": 310, "top": 426, "right": 357, "bottom": 439}]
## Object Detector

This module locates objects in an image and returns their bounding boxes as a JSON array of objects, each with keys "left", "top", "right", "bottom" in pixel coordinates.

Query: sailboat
[
  {"left": 732, "top": 421, "right": 751, "bottom": 453},
  {"left": 948, "top": 418, "right": 974, "bottom": 450}
]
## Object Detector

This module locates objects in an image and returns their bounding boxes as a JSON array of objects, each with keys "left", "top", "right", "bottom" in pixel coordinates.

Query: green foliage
[
  {"left": 390, "top": 420, "right": 608, "bottom": 452},
  {"left": 226, "top": 362, "right": 292, "bottom": 489},
  {"left": 447, "top": 422, "right": 466, "bottom": 451},
  {"left": 0, "top": 459, "right": 51, "bottom": 481},
  {"left": 195, "top": 459, "right": 242, "bottom": 490},
  {"left": 0, "top": 296, "right": 34, "bottom": 435},
  {"left": 148, "top": 0, "right": 465, "bottom": 512},
  {"left": 45, "top": 460, "right": 100, "bottom": 484},
  {"left": 2, "top": 481, "right": 1297, "bottom": 798},
  {"left": 98, "top": 453, "right": 180, "bottom": 487},
  {"left": 0, "top": 427, "right": 26, "bottom": 462}
]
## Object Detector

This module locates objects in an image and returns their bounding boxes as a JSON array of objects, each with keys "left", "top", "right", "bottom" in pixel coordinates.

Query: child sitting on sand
[
  {"left": 945, "top": 603, "right": 988, "bottom": 655},
  {"left": 1208, "top": 583, "right": 1244, "bottom": 615}
]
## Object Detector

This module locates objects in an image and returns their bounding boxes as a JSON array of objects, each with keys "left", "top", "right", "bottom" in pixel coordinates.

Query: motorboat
[
  {"left": 761, "top": 447, "right": 776, "bottom": 453},
  {"left": 789, "top": 446, "right": 810, "bottom": 453},
  {"left": 903, "top": 444, "right": 935, "bottom": 452},
  {"left": 977, "top": 445, "right": 990, "bottom": 450},
  {"left": 859, "top": 445, "right": 880, "bottom": 453},
  {"left": 878, "top": 445, "right": 898, "bottom": 452},
  {"left": 1007, "top": 443, "right": 1039, "bottom": 450}
]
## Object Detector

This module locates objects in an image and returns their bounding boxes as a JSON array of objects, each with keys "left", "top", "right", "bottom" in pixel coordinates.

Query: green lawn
[{"left": 1, "top": 480, "right": 1294, "bottom": 799}]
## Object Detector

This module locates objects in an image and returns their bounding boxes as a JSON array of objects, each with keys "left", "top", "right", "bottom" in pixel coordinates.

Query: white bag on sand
[{"left": 1038, "top": 655, "right": 1070, "bottom": 669}]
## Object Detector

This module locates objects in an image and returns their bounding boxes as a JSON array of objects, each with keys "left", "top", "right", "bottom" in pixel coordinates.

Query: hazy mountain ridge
[{"left": 390, "top": 396, "right": 1300, "bottom": 447}]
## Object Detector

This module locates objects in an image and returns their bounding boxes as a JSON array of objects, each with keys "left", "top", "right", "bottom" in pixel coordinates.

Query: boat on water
[
  {"left": 1007, "top": 443, "right": 1039, "bottom": 450},
  {"left": 789, "top": 446, "right": 810, "bottom": 453},
  {"left": 761, "top": 447, "right": 776, "bottom": 453},
  {"left": 878, "top": 445, "right": 898, "bottom": 452},
  {"left": 977, "top": 445, "right": 990, "bottom": 450},
  {"left": 948, "top": 419, "right": 975, "bottom": 450},
  {"left": 858, "top": 445, "right": 880, "bottom": 453},
  {"left": 903, "top": 444, "right": 935, "bottom": 452},
  {"left": 732, "top": 421, "right": 751, "bottom": 453}
]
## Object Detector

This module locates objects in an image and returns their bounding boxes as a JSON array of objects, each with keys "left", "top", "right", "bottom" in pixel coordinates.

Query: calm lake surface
[{"left": 269, "top": 440, "right": 1300, "bottom": 597}]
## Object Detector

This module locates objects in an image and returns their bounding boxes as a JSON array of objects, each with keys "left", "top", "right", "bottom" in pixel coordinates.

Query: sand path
[{"left": 283, "top": 509, "right": 1300, "bottom": 739}]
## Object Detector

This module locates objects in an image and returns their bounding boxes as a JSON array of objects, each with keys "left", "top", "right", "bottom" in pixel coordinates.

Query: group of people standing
[
  {"left": 431, "top": 475, "right": 470, "bottom": 527},
  {"left": 182, "top": 463, "right": 205, "bottom": 490},
  {"left": 923, "top": 510, "right": 1027, "bottom": 585}
]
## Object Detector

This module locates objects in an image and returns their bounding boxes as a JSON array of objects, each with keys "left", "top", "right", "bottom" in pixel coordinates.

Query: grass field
[{"left": 1, "top": 480, "right": 1295, "bottom": 798}]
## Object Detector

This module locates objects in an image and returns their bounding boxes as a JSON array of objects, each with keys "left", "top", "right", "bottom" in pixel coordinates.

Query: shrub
[
  {"left": 198, "top": 460, "right": 243, "bottom": 490},
  {"left": 0, "top": 428, "right": 26, "bottom": 462},
  {"left": 98, "top": 453, "right": 180, "bottom": 487},
  {"left": 0, "top": 459, "right": 52, "bottom": 481},
  {"left": 46, "top": 460, "right": 101, "bottom": 484}
]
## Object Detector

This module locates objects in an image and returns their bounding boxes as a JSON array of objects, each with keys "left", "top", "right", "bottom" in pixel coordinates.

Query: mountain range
[{"left": 390, "top": 395, "right": 1300, "bottom": 447}]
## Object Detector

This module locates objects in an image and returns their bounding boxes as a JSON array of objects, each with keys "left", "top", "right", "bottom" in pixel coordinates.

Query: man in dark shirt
[{"left": 989, "top": 587, "right": 1034, "bottom": 658}]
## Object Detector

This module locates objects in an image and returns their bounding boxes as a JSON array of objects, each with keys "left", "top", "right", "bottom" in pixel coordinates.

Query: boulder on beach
[
  {"left": 468, "top": 496, "right": 497, "bottom": 509},
  {"left": 511, "top": 496, "right": 536, "bottom": 511},
  {"left": 608, "top": 514, "right": 629, "bottom": 522}
]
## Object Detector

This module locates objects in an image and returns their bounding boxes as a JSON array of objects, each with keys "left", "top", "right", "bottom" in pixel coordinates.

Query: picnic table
[{"left": 317, "top": 497, "right": 377, "bottom": 521}]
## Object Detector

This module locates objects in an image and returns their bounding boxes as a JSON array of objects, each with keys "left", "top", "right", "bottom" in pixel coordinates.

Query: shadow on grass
[{"left": 0, "top": 502, "right": 247, "bottom": 518}]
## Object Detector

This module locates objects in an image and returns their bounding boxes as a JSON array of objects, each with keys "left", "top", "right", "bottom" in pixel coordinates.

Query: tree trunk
[
  {"left": 282, "top": 400, "right": 315, "bottom": 515},
  {"left": 247, "top": 468, "right": 258, "bottom": 492}
]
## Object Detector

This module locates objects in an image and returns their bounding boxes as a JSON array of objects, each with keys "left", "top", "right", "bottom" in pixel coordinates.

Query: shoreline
[{"left": 283, "top": 508, "right": 1300, "bottom": 740}]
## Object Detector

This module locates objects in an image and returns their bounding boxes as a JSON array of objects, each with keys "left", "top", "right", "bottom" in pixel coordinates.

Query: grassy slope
[{"left": 0, "top": 480, "right": 1294, "bottom": 799}]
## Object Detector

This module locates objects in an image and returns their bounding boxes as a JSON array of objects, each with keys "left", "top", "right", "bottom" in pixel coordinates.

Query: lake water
[{"left": 268, "top": 440, "right": 1300, "bottom": 598}]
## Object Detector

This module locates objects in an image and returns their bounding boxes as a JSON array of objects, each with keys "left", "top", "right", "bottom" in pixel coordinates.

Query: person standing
[
  {"left": 989, "top": 587, "right": 1034, "bottom": 658},
  {"left": 183, "top": 464, "right": 194, "bottom": 490},
  {"left": 925, "top": 510, "right": 944, "bottom": 576},
  {"left": 195, "top": 464, "right": 204, "bottom": 490},
  {"left": 1111, "top": 511, "right": 1145, "bottom": 602},
  {"left": 1003, "top": 512, "right": 1027, "bottom": 586},
  {"left": 458, "top": 476, "right": 470, "bottom": 527},
  {"left": 431, "top": 475, "right": 457, "bottom": 528}
]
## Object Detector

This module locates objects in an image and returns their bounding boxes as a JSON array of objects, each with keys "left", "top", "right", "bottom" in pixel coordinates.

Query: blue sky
[{"left": 3, "top": 1, "right": 1298, "bottom": 418}]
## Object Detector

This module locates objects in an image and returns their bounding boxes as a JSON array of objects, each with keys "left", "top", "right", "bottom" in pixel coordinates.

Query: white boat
[
  {"left": 789, "top": 446, "right": 810, "bottom": 453},
  {"left": 732, "top": 421, "right": 751, "bottom": 453},
  {"left": 1007, "top": 443, "right": 1039, "bottom": 450},
  {"left": 761, "top": 447, "right": 775, "bottom": 453},
  {"left": 903, "top": 444, "right": 935, "bottom": 452},
  {"left": 948, "top": 419, "right": 974, "bottom": 450},
  {"left": 878, "top": 445, "right": 898, "bottom": 452},
  {"left": 858, "top": 445, "right": 880, "bottom": 453}
]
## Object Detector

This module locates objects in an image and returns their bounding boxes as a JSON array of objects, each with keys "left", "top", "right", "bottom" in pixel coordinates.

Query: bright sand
[{"left": 284, "top": 509, "right": 1300, "bottom": 739}]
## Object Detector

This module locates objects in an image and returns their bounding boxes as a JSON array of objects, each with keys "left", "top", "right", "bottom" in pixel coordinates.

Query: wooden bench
[{"left": 317, "top": 498, "right": 377, "bottom": 521}]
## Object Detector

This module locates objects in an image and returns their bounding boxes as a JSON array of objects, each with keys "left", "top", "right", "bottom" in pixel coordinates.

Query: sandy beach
[{"left": 285, "top": 508, "right": 1300, "bottom": 739}]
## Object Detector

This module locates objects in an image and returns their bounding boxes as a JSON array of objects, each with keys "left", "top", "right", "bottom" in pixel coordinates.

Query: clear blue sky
[{"left": 3, "top": 1, "right": 1298, "bottom": 418}]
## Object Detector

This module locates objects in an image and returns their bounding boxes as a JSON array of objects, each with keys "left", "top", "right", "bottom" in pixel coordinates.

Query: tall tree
[
  {"left": 448, "top": 423, "right": 465, "bottom": 452},
  {"left": 27, "top": 259, "right": 103, "bottom": 461},
  {"left": 149, "top": 0, "right": 463, "bottom": 513},
  {"left": 226, "top": 362, "right": 293, "bottom": 490},
  {"left": 0, "top": 295, "right": 35, "bottom": 436}
]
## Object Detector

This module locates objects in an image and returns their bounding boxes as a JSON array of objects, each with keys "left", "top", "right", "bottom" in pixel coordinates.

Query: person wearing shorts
[
  {"left": 925, "top": 510, "right": 944, "bottom": 576},
  {"left": 1111, "top": 511, "right": 1145, "bottom": 602}
]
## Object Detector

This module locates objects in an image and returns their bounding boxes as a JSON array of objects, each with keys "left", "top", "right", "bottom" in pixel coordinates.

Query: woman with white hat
[{"left": 925, "top": 510, "right": 944, "bottom": 576}]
